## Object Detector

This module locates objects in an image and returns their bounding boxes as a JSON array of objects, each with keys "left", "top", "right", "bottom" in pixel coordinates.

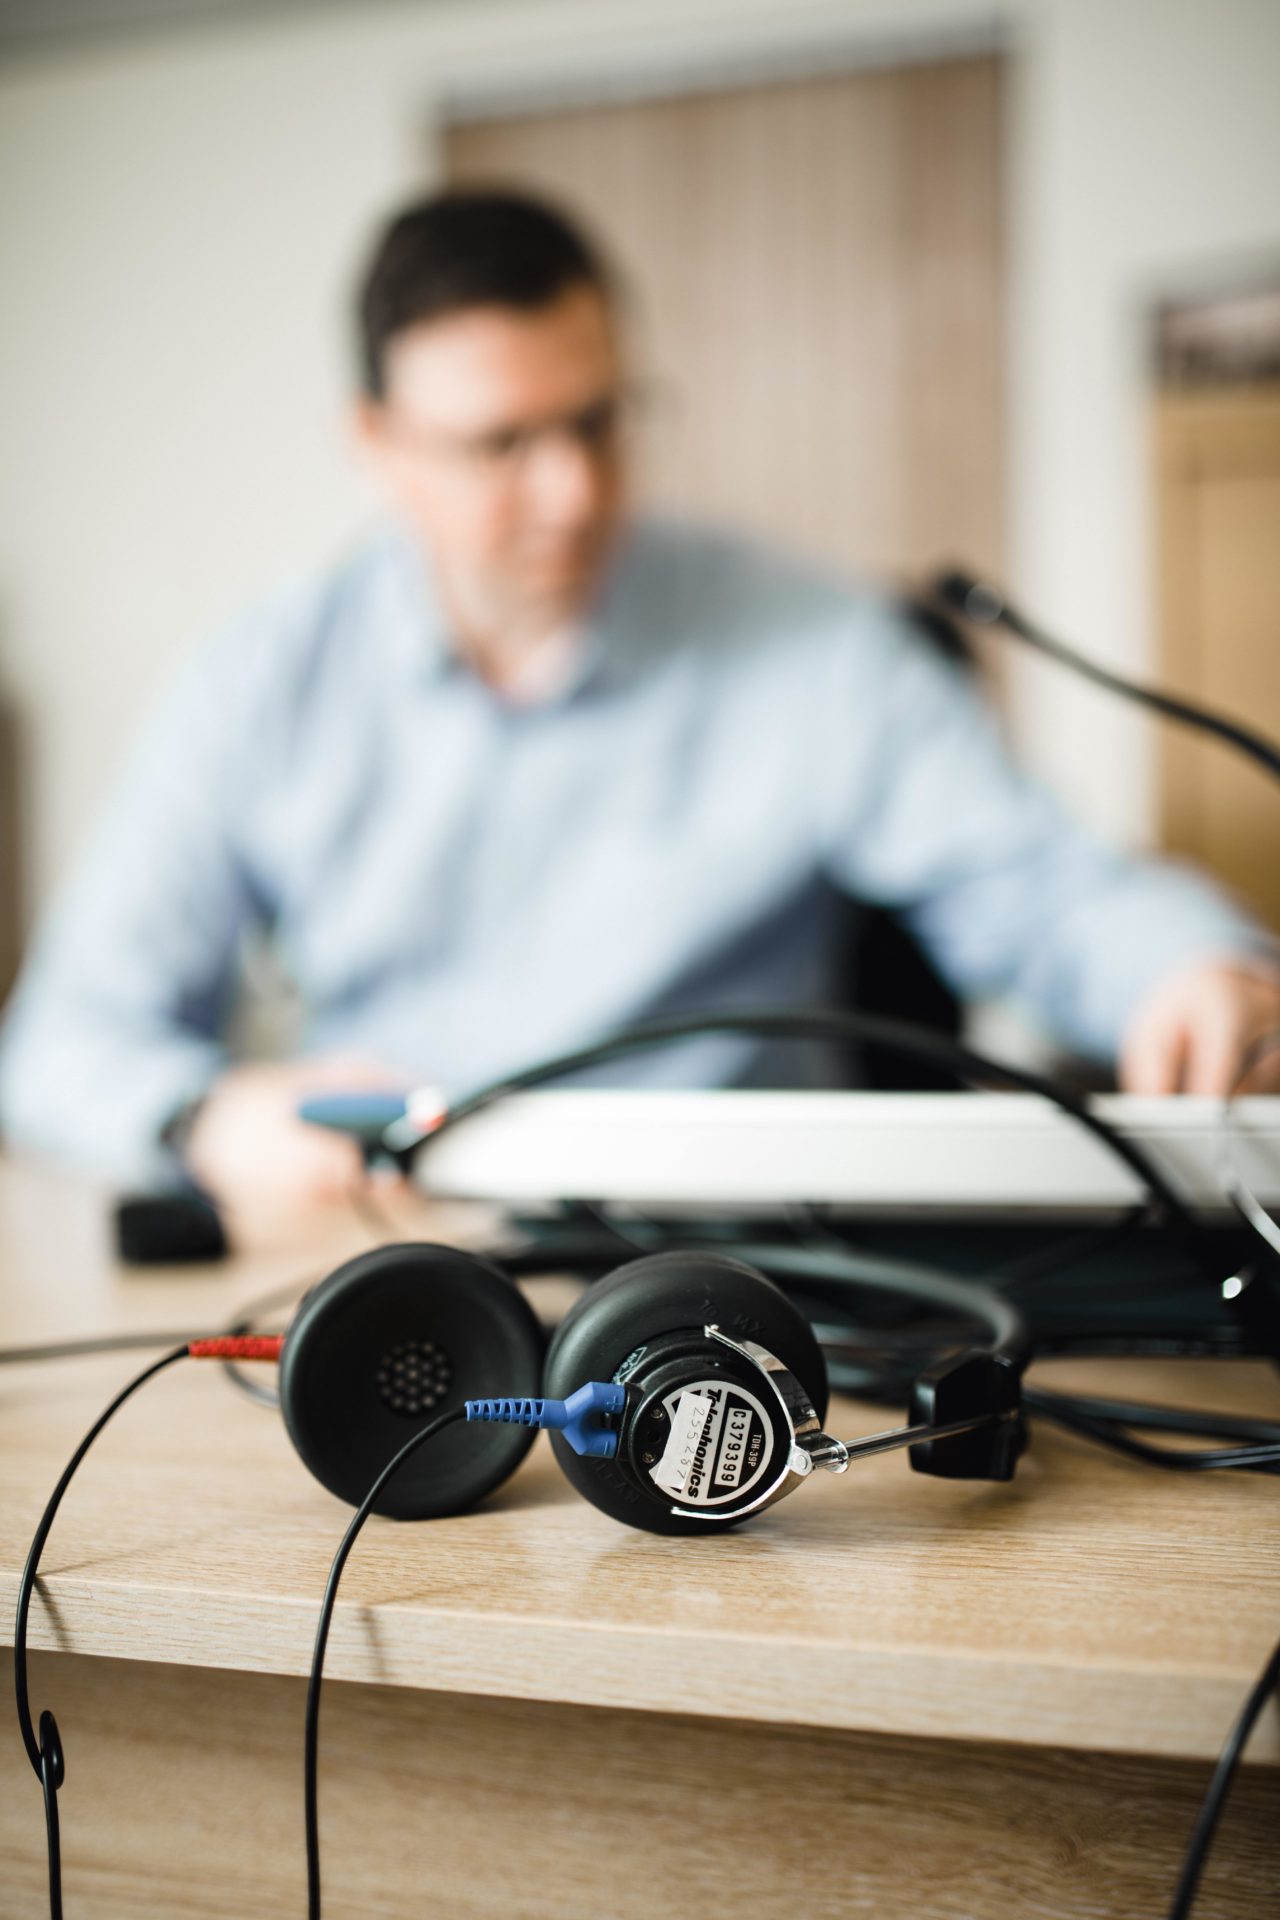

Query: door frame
[{"left": 426, "top": 10, "right": 1006, "bottom": 136}]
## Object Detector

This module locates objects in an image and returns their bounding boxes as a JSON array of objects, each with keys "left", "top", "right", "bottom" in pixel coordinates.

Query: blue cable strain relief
[
  {"left": 464, "top": 1381, "right": 625, "bottom": 1458},
  {"left": 463, "top": 1397, "right": 547, "bottom": 1428},
  {"left": 559, "top": 1380, "right": 627, "bottom": 1457}
]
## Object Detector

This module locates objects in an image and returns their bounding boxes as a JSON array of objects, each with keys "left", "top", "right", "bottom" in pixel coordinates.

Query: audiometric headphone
[
  {"left": 11, "top": 1226, "right": 1034, "bottom": 1920},
  {"left": 275, "top": 1234, "right": 1029, "bottom": 1533}
]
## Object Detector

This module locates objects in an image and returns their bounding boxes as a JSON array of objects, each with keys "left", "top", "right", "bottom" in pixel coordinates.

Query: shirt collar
[
  {"left": 378, "top": 518, "right": 647, "bottom": 704},
  {"left": 378, "top": 521, "right": 456, "bottom": 684}
]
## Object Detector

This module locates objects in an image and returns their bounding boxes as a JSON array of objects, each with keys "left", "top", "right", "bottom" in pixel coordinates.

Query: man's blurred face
[{"left": 356, "top": 283, "right": 628, "bottom": 646}]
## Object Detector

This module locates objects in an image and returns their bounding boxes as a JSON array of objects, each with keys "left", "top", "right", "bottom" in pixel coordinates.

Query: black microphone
[{"left": 932, "top": 566, "right": 1280, "bottom": 785}]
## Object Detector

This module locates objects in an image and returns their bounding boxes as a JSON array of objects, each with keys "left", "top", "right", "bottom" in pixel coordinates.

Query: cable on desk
[
  {"left": 808, "top": 1301, "right": 1280, "bottom": 1461},
  {"left": 222, "top": 1172, "right": 429, "bottom": 1410},
  {"left": 302, "top": 1386, "right": 623, "bottom": 1920},
  {"left": 1166, "top": 1630, "right": 1280, "bottom": 1920},
  {"left": 0, "top": 1331, "right": 211, "bottom": 1364},
  {"left": 217, "top": 1275, "right": 314, "bottom": 1411},
  {"left": 559, "top": 1197, "right": 665, "bottom": 1253},
  {"left": 816, "top": 1328, "right": 1280, "bottom": 1469},
  {"left": 1025, "top": 1390, "right": 1280, "bottom": 1447},
  {"left": 783, "top": 1200, "right": 1162, "bottom": 1298},
  {"left": 0, "top": 1273, "right": 310, "bottom": 1370},
  {"left": 222, "top": 1182, "right": 408, "bottom": 1409},
  {"left": 15, "top": 1346, "right": 188, "bottom": 1919},
  {"left": 394, "top": 1006, "right": 1225, "bottom": 1285},
  {"left": 814, "top": 1346, "right": 1280, "bottom": 1468},
  {"left": 0, "top": 1274, "right": 310, "bottom": 1430},
  {"left": 12, "top": 1336, "right": 283, "bottom": 1920},
  {"left": 993, "top": 1206, "right": 1157, "bottom": 1290},
  {"left": 1024, "top": 1386, "right": 1280, "bottom": 1473},
  {"left": 303, "top": 1405, "right": 468, "bottom": 1920},
  {"left": 0, "top": 1173, "right": 399, "bottom": 1385}
]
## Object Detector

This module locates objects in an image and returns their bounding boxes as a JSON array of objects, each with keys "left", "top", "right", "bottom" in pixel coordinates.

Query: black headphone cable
[
  {"left": 11, "top": 1335, "right": 285, "bottom": 1920},
  {"left": 1166, "top": 1630, "right": 1280, "bottom": 1920},
  {"left": 303, "top": 1406, "right": 467, "bottom": 1920},
  {"left": 931, "top": 568, "right": 1280, "bottom": 784},
  {"left": 388, "top": 1005, "right": 1227, "bottom": 1289}
]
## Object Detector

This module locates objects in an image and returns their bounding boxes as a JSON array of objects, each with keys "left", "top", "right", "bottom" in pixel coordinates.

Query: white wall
[
  {"left": 1006, "top": 0, "right": 1280, "bottom": 838},
  {"left": 1, "top": 0, "right": 1278, "bottom": 918}
]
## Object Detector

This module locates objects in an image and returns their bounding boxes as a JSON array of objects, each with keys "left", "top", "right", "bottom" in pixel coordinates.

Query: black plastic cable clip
[
  {"left": 38, "top": 1710, "right": 64, "bottom": 1792},
  {"left": 907, "top": 1349, "right": 1026, "bottom": 1481},
  {"left": 38, "top": 1708, "right": 65, "bottom": 1918}
]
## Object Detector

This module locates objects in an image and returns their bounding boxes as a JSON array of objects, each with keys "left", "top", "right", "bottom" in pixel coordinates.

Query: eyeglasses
[{"left": 385, "top": 385, "right": 646, "bottom": 481}]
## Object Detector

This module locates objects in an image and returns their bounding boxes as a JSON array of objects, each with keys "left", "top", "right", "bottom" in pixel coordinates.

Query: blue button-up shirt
[{"left": 0, "top": 517, "right": 1267, "bottom": 1180}]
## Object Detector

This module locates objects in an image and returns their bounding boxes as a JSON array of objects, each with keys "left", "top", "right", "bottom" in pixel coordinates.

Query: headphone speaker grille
[{"left": 376, "top": 1338, "right": 454, "bottom": 1418}]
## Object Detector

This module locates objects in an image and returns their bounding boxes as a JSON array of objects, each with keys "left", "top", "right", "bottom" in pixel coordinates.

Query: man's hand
[
  {"left": 1119, "top": 959, "right": 1280, "bottom": 1095},
  {"left": 183, "top": 1053, "right": 413, "bottom": 1214}
]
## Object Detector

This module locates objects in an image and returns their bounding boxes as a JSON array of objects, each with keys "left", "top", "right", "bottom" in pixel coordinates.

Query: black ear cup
[
  {"left": 542, "top": 1250, "right": 828, "bottom": 1534},
  {"left": 279, "top": 1243, "right": 544, "bottom": 1519}
]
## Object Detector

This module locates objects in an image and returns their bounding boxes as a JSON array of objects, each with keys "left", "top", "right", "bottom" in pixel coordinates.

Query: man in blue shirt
[{"left": 2, "top": 189, "right": 1277, "bottom": 1211}]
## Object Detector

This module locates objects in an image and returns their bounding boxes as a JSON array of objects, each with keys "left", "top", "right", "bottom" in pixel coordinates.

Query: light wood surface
[
  {"left": 1156, "top": 383, "right": 1280, "bottom": 932},
  {"left": 2, "top": 1652, "right": 1277, "bottom": 1920},
  {"left": 1, "top": 1158, "right": 1276, "bottom": 1770}
]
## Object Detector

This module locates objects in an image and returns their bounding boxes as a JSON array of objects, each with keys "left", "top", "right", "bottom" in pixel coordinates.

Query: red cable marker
[{"left": 187, "top": 1335, "right": 285, "bottom": 1362}]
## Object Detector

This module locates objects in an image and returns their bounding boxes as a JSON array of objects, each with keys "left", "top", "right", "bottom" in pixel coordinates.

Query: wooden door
[
  {"left": 445, "top": 56, "right": 1003, "bottom": 593},
  {"left": 1156, "top": 387, "right": 1280, "bottom": 931}
]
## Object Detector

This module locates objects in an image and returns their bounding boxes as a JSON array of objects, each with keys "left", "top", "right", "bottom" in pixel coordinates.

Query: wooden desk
[{"left": 1, "top": 1159, "right": 1277, "bottom": 1917}]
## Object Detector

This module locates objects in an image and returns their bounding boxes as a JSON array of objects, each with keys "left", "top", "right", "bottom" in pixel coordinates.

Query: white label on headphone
[{"left": 650, "top": 1381, "right": 773, "bottom": 1506}]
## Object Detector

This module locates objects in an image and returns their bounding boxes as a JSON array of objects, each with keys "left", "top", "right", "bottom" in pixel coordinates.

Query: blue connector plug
[{"left": 464, "top": 1381, "right": 626, "bottom": 1458}]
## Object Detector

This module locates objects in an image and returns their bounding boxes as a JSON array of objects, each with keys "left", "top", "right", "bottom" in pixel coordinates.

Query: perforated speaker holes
[{"left": 376, "top": 1338, "right": 454, "bottom": 1418}]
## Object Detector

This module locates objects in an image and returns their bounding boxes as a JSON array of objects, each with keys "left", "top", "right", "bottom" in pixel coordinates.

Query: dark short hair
[{"left": 356, "top": 186, "right": 614, "bottom": 398}]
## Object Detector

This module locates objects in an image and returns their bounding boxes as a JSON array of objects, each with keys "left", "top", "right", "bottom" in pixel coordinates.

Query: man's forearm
[{"left": 0, "top": 983, "right": 226, "bottom": 1183}]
